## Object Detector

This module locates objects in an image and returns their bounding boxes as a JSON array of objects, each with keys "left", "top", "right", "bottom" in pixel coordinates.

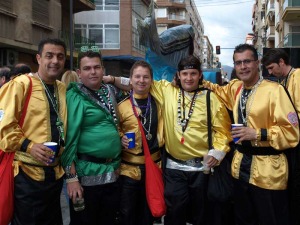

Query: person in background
[
  {"left": 61, "top": 50, "right": 121, "bottom": 225},
  {"left": 106, "top": 55, "right": 232, "bottom": 225},
  {"left": 261, "top": 48, "right": 300, "bottom": 225},
  {"left": 0, "top": 66, "right": 11, "bottom": 87},
  {"left": 261, "top": 48, "right": 300, "bottom": 117},
  {"left": 61, "top": 70, "right": 80, "bottom": 88},
  {"left": 203, "top": 43, "right": 299, "bottom": 225},
  {"left": 10, "top": 63, "right": 32, "bottom": 79},
  {"left": 0, "top": 38, "right": 67, "bottom": 225},
  {"left": 110, "top": 60, "right": 164, "bottom": 225}
]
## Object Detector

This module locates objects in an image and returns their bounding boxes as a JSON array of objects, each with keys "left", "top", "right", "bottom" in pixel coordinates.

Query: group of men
[{"left": 0, "top": 37, "right": 299, "bottom": 225}]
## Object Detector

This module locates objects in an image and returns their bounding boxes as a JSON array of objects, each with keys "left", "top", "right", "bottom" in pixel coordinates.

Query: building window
[
  {"left": 32, "top": 0, "right": 49, "bottom": 25},
  {"left": 0, "top": 0, "right": 13, "bottom": 12},
  {"left": 75, "top": 24, "right": 120, "bottom": 49},
  {"left": 95, "top": 0, "right": 119, "bottom": 11}
]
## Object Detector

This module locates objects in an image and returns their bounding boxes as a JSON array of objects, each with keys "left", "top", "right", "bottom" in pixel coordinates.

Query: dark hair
[
  {"left": 175, "top": 55, "right": 203, "bottom": 86},
  {"left": 261, "top": 48, "right": 290, "bottom": 66},
  {"left": 38, "top": 38, "right": 67, "bottom": 56},
  {"left": 77, "top": 51, "right": 102, "bottom": 68},
  {"left": 10, "top": 63, "right": 31, "bottom": 77},
  {"left": 233, "top": 44, "right": 258, "bottom": 62},
  {"left": 130, "top": 60, "right": 153, "bottom": 79},
  {"left": 0, "top": 67, "right": 11, "bottom": 82},
  {"left": 230, "top": 68, "right": 238, "bottom": 80}
]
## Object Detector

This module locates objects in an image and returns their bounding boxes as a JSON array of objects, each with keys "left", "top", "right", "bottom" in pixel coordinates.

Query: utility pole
[{"left": 69, "top": 0, "right": 73, "bottom": 70}]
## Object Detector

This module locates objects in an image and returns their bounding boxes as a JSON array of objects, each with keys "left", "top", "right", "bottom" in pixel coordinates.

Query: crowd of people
[{"left": 0, "top": 38, "right": 299, "bottom": 225}]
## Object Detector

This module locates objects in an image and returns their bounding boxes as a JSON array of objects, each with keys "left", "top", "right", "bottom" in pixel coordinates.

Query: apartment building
[
  {"left": 74, "top": 0, "right": 150, "bottom": 59},
  {"left": 155, "top": 0, "right": 208, "bottom": 65},
  {"left": 252, "top": 0, "right": 300, "bottom": 51},
  {"left": 74, "top": 0, "right": 212, "bottom": 68},
  {"left": 202, "top": 35, "right": 213, "bottom": 69},
  {"left": 0, "top": 0, "right": 95, "bottom": 71}
]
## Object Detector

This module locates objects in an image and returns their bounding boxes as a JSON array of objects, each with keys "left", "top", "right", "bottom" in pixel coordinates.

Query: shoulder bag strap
[{"left": 206, "top": 90, "right": 213, "bottom": 149}]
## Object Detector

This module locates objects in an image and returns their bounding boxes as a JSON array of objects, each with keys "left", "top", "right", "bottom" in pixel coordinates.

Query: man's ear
[
  {"left": 36, "top": 54, "right": 41, "bottom": 65},
  {"left": 177, "top": 71, "right": 180, "bottom": 79},
  {"left": 279, "top": 58, "right": 285, "bottom": 66},
  {"left": 76, "top": 69, "right": 81, "bottom": 78}
]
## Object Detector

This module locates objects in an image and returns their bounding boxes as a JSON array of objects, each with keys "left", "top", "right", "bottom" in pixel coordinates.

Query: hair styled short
[
  {"left": 130, "top": 60, "right": 153, "bottom": 79},
  {"left": 38, "top": 38, "right": 67, "bottom": 56},
  {"left": 233, "top": 44, "right": 258, "bottom": 61},
  {"left": 77, "top": 51, "right": 102, "bottom": 68},
  {"left": 261, "top": 48, "right": 290, "bottom": 66}
]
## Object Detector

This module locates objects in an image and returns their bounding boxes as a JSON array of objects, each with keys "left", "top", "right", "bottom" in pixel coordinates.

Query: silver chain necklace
[
  {"left": 36, "top": 73, "right": 65, "bottom": 144},
  {"left": 239, "top": 76, "right": 263, "bottom": 125},
  {"left": 130, "top": 94, "right": 153, "bottom": 140}
]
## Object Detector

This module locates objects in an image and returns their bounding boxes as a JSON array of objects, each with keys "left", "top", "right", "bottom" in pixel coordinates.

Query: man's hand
[
  {"left": 231, "top": 126, "right": 256, "bottom": 143},
  {"left": 29, "top": 143, "right": 55, "bottom": 165},
  {"left": 102, "top": 75, "right": 114, "bottom": 84},
  {"left": 121, "top": 135, "right": 129, "bottom": 149},
  {"left": 67, "top": 181, "right": 84, "bottom": 203}
]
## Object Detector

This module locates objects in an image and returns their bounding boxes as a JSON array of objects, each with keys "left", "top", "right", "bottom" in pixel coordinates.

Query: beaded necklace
[
  {"left": 130, "top": 92, "right": 153, "bottom": 140},
  {"left": 177, "top": 88, "right": 198, "bottom": 144},
  {"left": 37, "top": 73, "right": 65, "bottom": 146},
  {"left": 129, "top": 91, "right": 151, "bottom": 125},
  {"left": 239, "top": 75, "right": 263, "bottom": 125},
  {"left": 91, "top": 85, "right": 118, "bottom": 127}
]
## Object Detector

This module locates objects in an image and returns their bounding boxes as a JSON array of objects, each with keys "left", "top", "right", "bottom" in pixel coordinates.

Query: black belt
[
  {"left": 167, "top": 152, "right": 202, "bottom": 167},
  {"left": 77, "top": 153, "right": 113, "bottom": 164},
  {"left": 236, "top": 144, "right": 282, "bottom": 155}
]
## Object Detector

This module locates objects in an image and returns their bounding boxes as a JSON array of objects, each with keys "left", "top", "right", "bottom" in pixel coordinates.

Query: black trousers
[
  {"left": 69, "top": 180, "right": 120, "bottom": 225},
  {"left": 164, "top": 168, "right": 209, "bottom": 225},
  {"left": 12, "top": 168, "right": 63, "bottom": 225},
  {"left": 119, "top": 174, "right": 154, "bottom": 225},
  {"left": 234, "top": 178, "right": 290, "bottom": 225}
]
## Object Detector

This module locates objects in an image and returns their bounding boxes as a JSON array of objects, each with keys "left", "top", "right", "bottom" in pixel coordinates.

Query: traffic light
[{"left": 216, "top": 46, "right": 221, "bottom": 55}]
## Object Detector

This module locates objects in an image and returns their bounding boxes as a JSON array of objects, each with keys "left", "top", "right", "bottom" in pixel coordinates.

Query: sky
[{"left": 196, "top": 0, "right": 254, "bottom": 67}]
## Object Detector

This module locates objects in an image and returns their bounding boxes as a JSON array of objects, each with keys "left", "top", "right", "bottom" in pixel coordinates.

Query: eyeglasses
[
  {"left": 80, "top": 46, "right": 100, "bottom": 53},
  {"left": 233, "top": 59, "right": 256, "bottom": 67}
]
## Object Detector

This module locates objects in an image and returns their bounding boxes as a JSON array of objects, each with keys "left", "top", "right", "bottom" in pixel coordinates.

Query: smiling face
[
  {"left": 77, "top": 57, "right": 104, "bottom": 90},
  {"left": 234, "top": 50, "right": 260, "bottom": 87},
  {"left": 177, "top": 69, "right": 202, "bottom": 92},
  {"left": 130, "top": 66, "right": 152, "bottom": 96},
  {"left": 36, "top": 44, "right": 66, "bottom": 83}
]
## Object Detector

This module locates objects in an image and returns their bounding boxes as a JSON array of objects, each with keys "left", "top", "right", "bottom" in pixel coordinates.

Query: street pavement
[{"left": 60, "top": 191, "right": 164, "bottom": 225}]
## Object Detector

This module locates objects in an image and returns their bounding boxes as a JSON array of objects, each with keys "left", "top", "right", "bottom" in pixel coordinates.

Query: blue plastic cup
[
  {"left": 44, "top": 142, "right": 58, "bottom": 163},
  {"left": 125, "top": 132, "right": 135, "bottom": 149},
  {"left": 231, "top": 124, "right": 244, "bottom": 143}
]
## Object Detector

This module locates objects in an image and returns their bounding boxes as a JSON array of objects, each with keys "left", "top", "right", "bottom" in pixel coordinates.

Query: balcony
[
  {"left": 266, "top": 2, "right": 275, "bottom": 20},
  {"left": 283, "top": 32, "right": 300, "bottom": 47},
  {"left": 266, "top": 26, "right": 275, "bottom": 40},
  {"left": 282, "top": 0, "right": 300, "bottom": 21},
  {"left": 61, "top": 0, "right": 95, "bottom": 14},
  {"left": 156, "top": 11, "right": 186, "bottom": 26},
  {"left": 156, "top": 0, "right": 186, "bottom": 8},
  {"left": 59, "top": 30, "right": 96, "bottom": 52}
]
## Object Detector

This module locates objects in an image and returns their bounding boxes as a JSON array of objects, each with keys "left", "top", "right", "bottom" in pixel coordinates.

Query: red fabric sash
[
  {"left": 0, "top": 75, "right": 32, "bottom": 225},
  {"left": 130, "top": 98, "right": 166, "bottom": 217}
]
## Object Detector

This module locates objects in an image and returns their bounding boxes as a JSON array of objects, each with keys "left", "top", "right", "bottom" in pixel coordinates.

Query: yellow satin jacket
[{"left": 0, "top": 74, "right": 67, "bottom": 181}]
